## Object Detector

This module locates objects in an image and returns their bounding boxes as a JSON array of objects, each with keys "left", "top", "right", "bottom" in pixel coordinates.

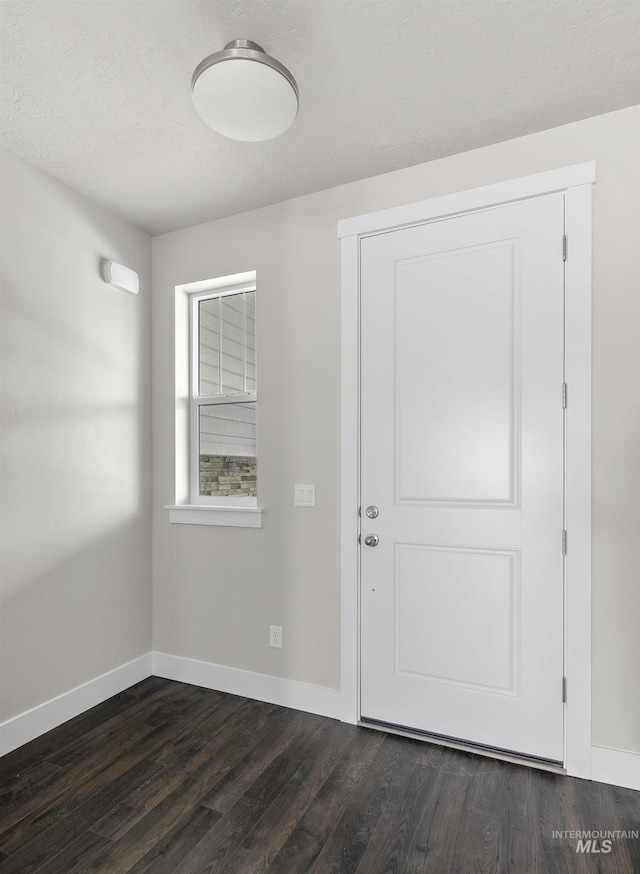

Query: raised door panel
[
  {"left": 396, "top": 242, "right": 519, "bottom": 505},
  {"left": 394, "top": 544, "right": 519, "bottom": 695}
]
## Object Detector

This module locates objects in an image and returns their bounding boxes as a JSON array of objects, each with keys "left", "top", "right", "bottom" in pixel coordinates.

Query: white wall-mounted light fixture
[
  {"left": 191, "top": 39, "right": 299, "bottom": 142},
  {"left": 101, "top": 260, "right": 139, "bottom": 295}
]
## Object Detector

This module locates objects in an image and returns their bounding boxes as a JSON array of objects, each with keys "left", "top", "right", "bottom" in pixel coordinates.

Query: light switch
[{"left": 294, "top": 484, "right": 315, "bottom": 507}]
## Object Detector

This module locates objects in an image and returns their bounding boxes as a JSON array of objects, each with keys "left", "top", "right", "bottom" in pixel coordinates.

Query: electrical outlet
[{"left": 270, "top": 625, "right": 282, "bottom": 649}]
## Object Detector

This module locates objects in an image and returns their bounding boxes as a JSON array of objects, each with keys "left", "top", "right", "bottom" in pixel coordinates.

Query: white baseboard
[
  {"left": 152, "top": 651, "right": 342, "bottom": 721},
  {"left": 591, "top": 745, "right": 640, "bottom": 791},
  {"left": 0, "top": 653, "right": 153, "bottom": 757},
  {"left": 3, "top": 652, "right": 638, "bottom": 794}
]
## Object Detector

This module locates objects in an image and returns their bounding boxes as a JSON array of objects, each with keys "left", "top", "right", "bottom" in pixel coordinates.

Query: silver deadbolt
[
  {"left": 365, "top": 505, "right": 379, "bottom": 519},
  {"left": 364, "top": 533, "right": 379, "bottom": 547}
]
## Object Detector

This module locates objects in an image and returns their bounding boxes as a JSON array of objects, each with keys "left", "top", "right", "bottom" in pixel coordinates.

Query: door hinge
[
  {"left": 562, "top": 676, "right": 567, "bottom": 702},
  {"left": 562, "top": 529, "right": 567, "bottom": 555},
  {"left": 358, "top": 533, "right": 361, "bottom": 545},
  {"left": 562, "top": 382, "right": 567, "bottom": 409},
  {"left": 563, "top": 234, "right": 567, "bottom": 261}
]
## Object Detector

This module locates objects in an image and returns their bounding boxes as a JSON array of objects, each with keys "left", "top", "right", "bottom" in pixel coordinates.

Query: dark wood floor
[{"left": 0, "top": 678, "right": 638, "bottom": 873}]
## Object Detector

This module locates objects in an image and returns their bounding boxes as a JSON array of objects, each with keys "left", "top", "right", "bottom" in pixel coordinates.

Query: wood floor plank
[
  {"left": 450, "top": 811, "right": 502, "bottom": 874},
  {"left": 165, "top": 714, "right": 326, "bottom": 874},
  {"left": 537, "top": 770, "right": 592, "bottom": 874},
  {"left": 0, "top": 679, "right": 190, "bottom": 843},
  {"left": 223, "top": 718, "right": 354, "bottom": 874},
  {"left": 0, "top": 677, "right": 177, "bottom": 787},
  {"left": 0, "top": 720, "right": 158, "bottom": 851},
  {"left": 0, "top": 761, "right": 62, "bottom": 828},
  {"left": 124, "top": 676, "right": 174, "bottom": 699},
  {"left": 0, "top": 760, "right": 61, "bottom": 806},
  {"left": 459, "top": 752, "right": 507, "bottom": 818},
  {"left": 128, "top": 805, "right": 222, "bottom": 874},
  {"left": 90, "top": 698, "right": 275, "bottom": 841},
  {"left": 0, "top": 758, "right": 163, "bottom": 874},
  {"left": 200, "top": 708, "right": 318, "bottom": 815},
  {"left": 0, "top": 690, "right": 138, "bottom": 785},
  {"left": 0, "top": 680, "right": 237, "bottom": 853},
  {"left": 44, "top": 679, "right": 200, "bottom": 769},
  {"left": 29, "top": 827, "right": 111, "bottom": 874},
  {"left": 611, "top": 786, "right": 640, "bottom": 872},
  {"left": 139, "top": 682, "right": 218, "bottom": 728},
  {"left": 149, "top": 689, "right": 249, "bottom": 767},
  {"left": 496, "top": 765, "right": 543, "bottom": 874},
  {"left": 402, "top": 769, "right": 469, "bottom": 874},
  {"left": 77, "top": 707, "right": 316, "bottom": 873},
  {"left": 308, "top": 733, "right": 428, "bottom": 874},
  {"left": 572, "top": 778, "right": 640, "bottom": 873},
  {"left": 1, "top": 678, "right": 637, "bottom": 874},
  {"left": 350, "top": 758, "right": 440, "bottom": 874},
  {"left": 443, "top": 749, "right": 505, "bottom": 873},
  {"left": 265, "top": 727, "right": 387, "bottom": 874}
]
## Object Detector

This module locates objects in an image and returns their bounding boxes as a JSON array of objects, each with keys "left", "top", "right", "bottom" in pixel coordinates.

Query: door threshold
[{"left": 359, "top": 717, "right": 566, "bottom": 774}]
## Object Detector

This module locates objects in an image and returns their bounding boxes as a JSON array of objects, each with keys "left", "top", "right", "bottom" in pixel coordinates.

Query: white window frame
[
  {"left": 189, "top": 282, "right": 257, "bottom": 507},
  {"left": 166, "top": 271, "right": 262, "bottom": 528}
]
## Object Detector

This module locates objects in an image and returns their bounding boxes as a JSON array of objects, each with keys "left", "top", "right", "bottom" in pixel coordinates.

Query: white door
[{"left": 360, "top": 194, "right": 565, "bottom": 763}]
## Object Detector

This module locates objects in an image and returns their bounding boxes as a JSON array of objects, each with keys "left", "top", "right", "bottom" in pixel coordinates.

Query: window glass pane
[
  {"left": 199, "top": 402, "right": 257, "bottom": 497},
  {"left": 199, "top": 297, "right": 220, "bottom": 395},
  {"left": 199, "top": 290, "right": 257, "bottom": 397},
  {"left": 245, "top": 291, "right": 257, "bottom": 392},
  {"left": 221, "top": 294, "right": 245, "bottom": 393}
]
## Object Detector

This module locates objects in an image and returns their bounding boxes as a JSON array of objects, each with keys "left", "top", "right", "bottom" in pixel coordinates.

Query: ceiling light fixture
[{"left": 191, "top": 39, "right": 299, "bottom": 142}]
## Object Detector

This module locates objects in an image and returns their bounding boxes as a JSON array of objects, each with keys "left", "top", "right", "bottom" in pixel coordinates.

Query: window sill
[{"left": 165, "top": 504, "right": 263, "bottom": 528}]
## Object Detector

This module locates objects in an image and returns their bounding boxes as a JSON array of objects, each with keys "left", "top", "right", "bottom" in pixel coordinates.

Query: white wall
[
  {"left": 0, "top": 147, "right": 153, "bottom": 722},
  {"left": 153, "top": 105, "right": 640, "bottom": 754}
]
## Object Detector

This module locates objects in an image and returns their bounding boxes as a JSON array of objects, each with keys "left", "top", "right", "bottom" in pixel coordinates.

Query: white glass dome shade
[{"left": 191, "top": 39, "right": 299, "bottom": 142}]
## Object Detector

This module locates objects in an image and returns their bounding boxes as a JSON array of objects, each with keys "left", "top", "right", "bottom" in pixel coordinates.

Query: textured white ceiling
[{"left": 2, "top": 0, "right": 639, "bottom": 235}]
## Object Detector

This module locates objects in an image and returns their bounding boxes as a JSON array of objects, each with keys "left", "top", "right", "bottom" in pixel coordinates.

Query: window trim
[
  {"left": 166, "top": 270, "right": 262, "bottom": 527},
  {"left": 166, "top": 504, "right": 263, "bottom": 528}
]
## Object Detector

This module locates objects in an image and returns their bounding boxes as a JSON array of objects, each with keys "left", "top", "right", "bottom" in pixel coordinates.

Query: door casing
[{"left": 338, "top": 162, "right": 595, "bottom": 779}]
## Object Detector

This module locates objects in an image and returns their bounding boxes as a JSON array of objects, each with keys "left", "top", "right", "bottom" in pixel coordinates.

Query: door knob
[{"left": 364, "top": 533, "right": 379, "bottom": 547}]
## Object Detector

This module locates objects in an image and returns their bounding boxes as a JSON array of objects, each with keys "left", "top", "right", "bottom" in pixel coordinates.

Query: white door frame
[{"left": 338, "top": 162, "right": 595, "bottom": 780}]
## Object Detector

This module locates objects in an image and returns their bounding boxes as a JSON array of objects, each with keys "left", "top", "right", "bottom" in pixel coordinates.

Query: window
[{"left": 190, "top": 280, "right": 257, "bottom": 505}]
